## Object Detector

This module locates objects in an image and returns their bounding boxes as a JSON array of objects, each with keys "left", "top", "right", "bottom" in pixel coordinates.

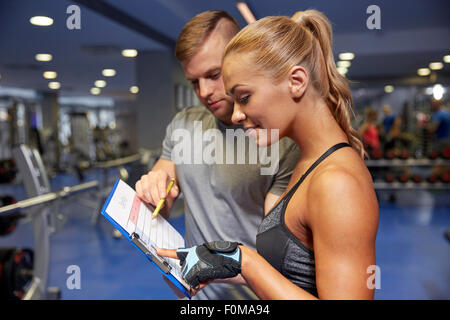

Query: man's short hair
[{"left": 175, "top": 10, "right": 239, "bottom": 63}]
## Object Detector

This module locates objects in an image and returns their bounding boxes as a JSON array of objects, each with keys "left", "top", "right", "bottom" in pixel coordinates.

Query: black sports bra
[{"left": 256, "top": 142, "right": 351, "bottom": 297}]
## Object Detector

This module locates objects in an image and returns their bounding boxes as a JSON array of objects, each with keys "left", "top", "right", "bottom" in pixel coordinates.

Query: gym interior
[{"left": 0, "top": 0, "right": 449, "bottom": 300}]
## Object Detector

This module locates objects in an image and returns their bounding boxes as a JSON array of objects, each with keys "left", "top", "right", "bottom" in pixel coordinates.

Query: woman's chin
[{"left": 253, "top": 128, "right": 280, "bottom": 147}]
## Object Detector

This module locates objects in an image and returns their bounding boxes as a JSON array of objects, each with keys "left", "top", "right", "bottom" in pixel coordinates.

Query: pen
[{"left": 152, "top": 178, "right": 175, "bottom": 218}]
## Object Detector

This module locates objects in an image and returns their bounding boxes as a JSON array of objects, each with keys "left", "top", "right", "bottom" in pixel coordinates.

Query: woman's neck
[{"left": 287, "top": 94, "right": 349, "bottom": 162}]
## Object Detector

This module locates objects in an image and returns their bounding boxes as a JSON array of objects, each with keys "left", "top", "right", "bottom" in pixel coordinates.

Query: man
[
  {"left": 135, "top": 10, "right": 300, "bottom": 300},
  {"left": 381, "top": 105, "right": 396, "bottom": 136},
  {"left": 429, "top": 99, "right": 450, "bottom": 144},
  {"left": 381, "top": 104, "right": 402, "bottom": 153}
]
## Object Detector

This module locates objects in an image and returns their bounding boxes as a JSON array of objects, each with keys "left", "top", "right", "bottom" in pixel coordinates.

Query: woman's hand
[
  {"left": 157, "top": 248, "right": 210, "bottom": 296},
  {"left": 157, "top": 241, "right": 242, "bottom": 292}
]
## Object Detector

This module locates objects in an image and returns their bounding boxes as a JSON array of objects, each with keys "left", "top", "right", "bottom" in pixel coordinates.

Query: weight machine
[{"left": 0, "top": 144, "right": 99, "bottom": 299}]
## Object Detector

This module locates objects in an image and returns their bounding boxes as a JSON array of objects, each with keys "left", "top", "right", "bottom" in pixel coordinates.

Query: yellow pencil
[{"left": 152, "top": 178, "right": 175, "bottom": 218}]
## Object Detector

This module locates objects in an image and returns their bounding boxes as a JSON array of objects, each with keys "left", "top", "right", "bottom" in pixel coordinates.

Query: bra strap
[{"left": 283, "top": 142, "right": 351, "bottom": 202}]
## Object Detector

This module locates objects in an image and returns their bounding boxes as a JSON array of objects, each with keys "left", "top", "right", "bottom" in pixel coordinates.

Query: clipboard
[{"left": 101, "top": 178, "right": 191, "bottom": 298}]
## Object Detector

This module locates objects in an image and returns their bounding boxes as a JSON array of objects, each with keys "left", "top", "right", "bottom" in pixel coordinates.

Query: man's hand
[{"left": 135, "top": 169, "right": 179, "bottom": 208}]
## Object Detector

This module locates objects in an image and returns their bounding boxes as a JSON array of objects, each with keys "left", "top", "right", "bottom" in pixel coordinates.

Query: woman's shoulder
[
  {"left": 312, "top": 149, "right": 369, "bottom": 187},
  {"left": 308, "top": 162, "right": 363, "bottom": 201},
  {"left": 306, "top": 153, "right": 378, "bottom": 225}
]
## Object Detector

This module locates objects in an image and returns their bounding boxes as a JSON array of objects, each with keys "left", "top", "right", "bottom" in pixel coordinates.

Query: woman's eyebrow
[{"left": 230, "top": 84, "right": 244, "bottom": 95}]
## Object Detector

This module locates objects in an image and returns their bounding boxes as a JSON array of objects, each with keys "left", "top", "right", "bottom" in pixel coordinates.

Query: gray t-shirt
[{"left": 161, "top": 106, "right": 300, "bottom": 300}]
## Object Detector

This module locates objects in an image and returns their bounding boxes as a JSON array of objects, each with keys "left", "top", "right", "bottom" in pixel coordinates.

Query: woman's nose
[{"left": 232, "top": 106, "right": 246, "bottom": 125}]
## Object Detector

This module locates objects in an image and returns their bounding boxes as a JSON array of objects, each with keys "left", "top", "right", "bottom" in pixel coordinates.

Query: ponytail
[{"left": 292, "top": 10, "right": 365, "bottom": 158}]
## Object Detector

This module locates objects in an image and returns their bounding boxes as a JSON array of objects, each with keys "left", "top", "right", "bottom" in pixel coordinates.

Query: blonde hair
[
  {"left": 175, "top": 10, "right": 239, "bottom": 63},
  {"left": 224, "top": 10, "right": 365, "bottom": 158}
]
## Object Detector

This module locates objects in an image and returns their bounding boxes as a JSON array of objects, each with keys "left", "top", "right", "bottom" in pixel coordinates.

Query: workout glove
[{"left": 176, "top": 241, "right": 242, "bottom": 289}]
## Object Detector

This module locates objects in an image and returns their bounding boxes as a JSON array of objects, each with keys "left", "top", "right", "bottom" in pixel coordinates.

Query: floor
[{"left": 0, "top": 169, "right": 449, "bottom": 300}]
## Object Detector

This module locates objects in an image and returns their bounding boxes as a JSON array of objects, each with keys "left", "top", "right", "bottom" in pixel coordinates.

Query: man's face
[{"left": 181, "top": 28, "right": 235, "bottom": 125}]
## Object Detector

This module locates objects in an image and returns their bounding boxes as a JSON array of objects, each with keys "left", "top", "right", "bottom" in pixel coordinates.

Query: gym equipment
[
  {"left": 399, "top": 150, "right": 410, "bottom": 160},
  {"left": 398, "top": 172, "right": 410, "bottom": 183},
  {"left": 385, "top": 172, "right": 395, "bottom": 183},
  {"left": 441, "top": 171, "right": 450, "bottom": 183},
  {"left": 370, "top": 148, "right": 382, "bottom": 160},
  {"left": 428, "top": 150, "right": 439, "bottom": 160},
  {"left": 0, "top": 195, "right": 23, "bottom": 236},
  {"left": 425, "top": 172, "right": 449, "bottom": 184},
  {"left": 0, "top": 159, "right": 17, "bottom": 183},
  {"left": 412, "top": 174, "right": 423, "bottom": 183},
  {"left": 384, "top": 149, "right": 395, "bottom": 160},
  {"left": 0, "top": 144, "right": 99, "bottom": 300},
  {"left": 443, "top": 147, "right": 450, "bottom": 159},
  {"left": 0, "top": 181, "right": 100, "bottom": 216},
  {"left": 0, "top": 181, "right": 98, "bottom": 300},
  {"left": 69, "top": 112, "right": 95, "bottom": 163},
  {"left": 0, "top": 248, "right": 33, "bottom": 299}
]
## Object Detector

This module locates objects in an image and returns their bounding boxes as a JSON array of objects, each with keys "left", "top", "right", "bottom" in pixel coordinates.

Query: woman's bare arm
[{"left": 307, "top": 167, "right": 379, "bottom": 299}]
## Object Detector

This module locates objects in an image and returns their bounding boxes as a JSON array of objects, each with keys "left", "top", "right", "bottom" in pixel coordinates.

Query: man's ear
[{"left": 288, "top": 66, "right": 308, "bottom": 99}]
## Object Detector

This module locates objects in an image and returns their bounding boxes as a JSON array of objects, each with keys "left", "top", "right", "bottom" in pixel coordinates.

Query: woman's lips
[{"left": 245, "top": 125, "right": 260, "bottom": 138}]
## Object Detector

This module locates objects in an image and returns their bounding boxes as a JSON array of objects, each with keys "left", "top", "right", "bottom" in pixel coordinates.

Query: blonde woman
[{"left": 158, "top": 10, "right": 379, "bottom": 300}]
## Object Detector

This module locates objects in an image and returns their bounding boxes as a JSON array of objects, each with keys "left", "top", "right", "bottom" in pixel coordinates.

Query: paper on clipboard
[{"left": 101, "top": 179, "right": 190, "bottom": 297}]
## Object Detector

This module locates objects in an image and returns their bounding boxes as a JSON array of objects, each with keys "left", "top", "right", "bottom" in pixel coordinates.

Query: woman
[
  {"left": 358, "top": 107, "right": 381, "bottom": 156},
  {"left": 158, "top": 10, "right": 379, "bottom": 300}
]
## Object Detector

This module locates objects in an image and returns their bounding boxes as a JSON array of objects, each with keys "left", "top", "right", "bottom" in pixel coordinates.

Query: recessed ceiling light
[
  {"left": 121, "top": 49, "right": 138, "bottom": 58},
  {"left": 384, "top": 85, "right": 394, "bottom": 93},
  {"left": 338, "top": 52, "right": 355, "bottom": 61},
  {"left": 443, "top": 55, "right": 450, "bottom": 63},
  {"left": 130, "top": 86, "right": 139, "bottom": 94},
  {"left": 91, "top": 87, "right": 101, "bottom": 95},
  {"left": 417, "top": 68, "right": 431, "bottom": 76},
  {"left": 30, "top": 16, "right": 53, "bottom": 26},
  {"left": 433, "top": 84, "right": 444, "bottom": 100},
  {"left": 43, "top": 71, "right": 57, "bottom": 79},
  {"left": 429, "top": 62, "right": 444, "bottom": 70},
  {"left": 102, "top": 69, "right": 116, "bottom": 77},
  {"left": 95, "top": 80, "right": 106, "bottom": 88},
  {"left": 35, "top": 53, "right": 52, "bottom": 62},
  {"left": 337, "top": 60, "right": 351, "bottom": 68},
  {"left": 48, "top": 81, "right": 60, "bottom": 90},
  {"left": 337, "top": 67, "right": 348, "bottom": 75}
]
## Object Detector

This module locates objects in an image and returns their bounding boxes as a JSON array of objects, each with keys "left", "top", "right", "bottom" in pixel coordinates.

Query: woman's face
[{"left": 222, "top": 53, "right": 293, "bottom": 146}]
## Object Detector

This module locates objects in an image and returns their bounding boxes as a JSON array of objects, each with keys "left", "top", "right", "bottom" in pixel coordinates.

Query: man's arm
[{"left": 264, "top": 192, "right": 281, "bottom": 214}]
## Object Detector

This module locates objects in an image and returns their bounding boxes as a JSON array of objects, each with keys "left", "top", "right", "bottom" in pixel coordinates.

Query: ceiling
[{"left": 0, "top": 0, "right": 449, "bottom": 101}]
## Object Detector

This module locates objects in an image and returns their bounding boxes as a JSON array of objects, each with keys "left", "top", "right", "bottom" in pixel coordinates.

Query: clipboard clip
[{"left": 130, "top": 232, "right": 172, "bottom": 274}]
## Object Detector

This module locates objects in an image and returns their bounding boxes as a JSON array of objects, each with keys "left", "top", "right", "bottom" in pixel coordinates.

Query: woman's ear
[{"left": 288, "top": 66, "right": 308, "bottom": 99}]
